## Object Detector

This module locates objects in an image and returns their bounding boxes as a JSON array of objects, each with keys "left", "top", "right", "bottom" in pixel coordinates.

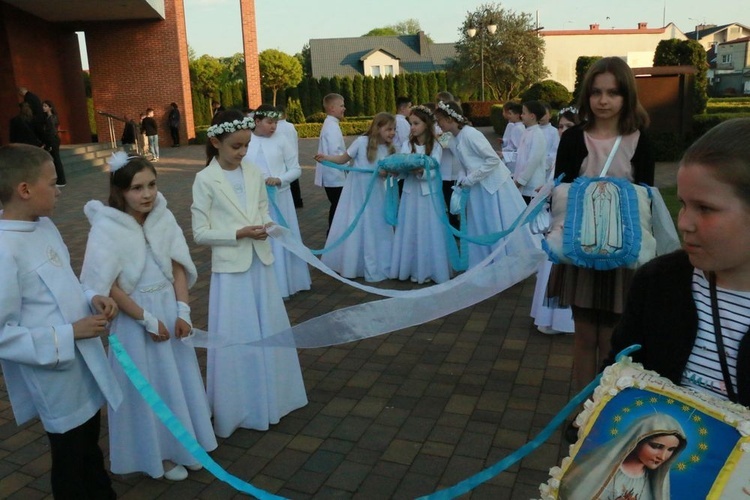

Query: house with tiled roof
[
  {"left": 540, "top": 22, "right": 686, "bottom": 90},
  {"left": 712, "top": 36, "right": 750, "bottom": 95},
  {"left": 309, "top": 31, "right": 456, "bottom": 78},
  {"left": 684, "top": 23, "right": 750, "bottom": 51}
]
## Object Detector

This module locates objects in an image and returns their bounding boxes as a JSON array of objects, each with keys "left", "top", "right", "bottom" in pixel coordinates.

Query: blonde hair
[
  {"left": 363, "top": 112, "right": 396, "bottom": 162},
  {"left": 323, "top": 93, "right": 344, "bottom": 110}
]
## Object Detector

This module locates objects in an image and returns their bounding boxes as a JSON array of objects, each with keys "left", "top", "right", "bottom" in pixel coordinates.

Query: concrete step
[{"left": 59, "top": 142, "right": 116, "bottom": 178}]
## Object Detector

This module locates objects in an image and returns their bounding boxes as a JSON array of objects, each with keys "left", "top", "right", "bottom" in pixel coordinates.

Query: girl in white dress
[
  {"left": 390, "top": 105, "right": 453, "bottom": 283},
  {"left": 191, "top": 110, "right": 307, "bottom": 438},
  {"left": 530, "top": 107, "right": 578, "bottom": 335},
  {"left": 434, "top": 101, "right": 539, "bottom": 269},
  {"left": 81, "top": 153, "right": 216, "bottom": 481},
  {"left": 245, "top": 104, "right": 311, "bottom": 298},
  {"left": 314, "top": 112, "right": 396, "bottom": 282}
]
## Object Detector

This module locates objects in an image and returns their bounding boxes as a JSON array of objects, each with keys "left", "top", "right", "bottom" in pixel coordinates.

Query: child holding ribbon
[
  {"left": 244, "top": 104, "right": 311, "bottom": 298},
  {"left": 314, "top": 112, "right": 396, "bottom": 282},
  {"left": 390, "top": 104, "right": 454, "bottom": 284},
  {"left": 434, "top": 100, "right": 538, "bottom": 270},
  {"left": 81, "top": 153, "right": 216, "bottom": 481},
  {"left": 191, "top": 110, "right": 308, "bottom": 437}
]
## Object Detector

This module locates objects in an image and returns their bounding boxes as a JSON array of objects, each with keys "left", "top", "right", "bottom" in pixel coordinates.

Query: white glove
[
  {"left": 177, "top": 301, "right": 192, "bottom": 329},
  {"left": 136, "top": 309, "right": 159, "bottom": 335}
]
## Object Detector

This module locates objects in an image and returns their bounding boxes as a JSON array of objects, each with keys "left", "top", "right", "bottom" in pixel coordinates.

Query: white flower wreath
[
  {"left": 437, "top": 101, "right": 467, "bottom": 123},
  {"left": 410, "top": 104, "right": 434, "bottom": 117},
  {"left": 253, "top": 110, "right": 283, "bottom": 120},
  {"left": 206, "top": 116, "right": 256, "bottom": 138},
  {"left": 559, "top": 106, "right": 578, "bottom": 115}
]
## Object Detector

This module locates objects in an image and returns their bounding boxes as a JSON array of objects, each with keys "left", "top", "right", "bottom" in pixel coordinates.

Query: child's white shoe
[{"left": 163, "top": 463, "right": 188, "bottom": 481}]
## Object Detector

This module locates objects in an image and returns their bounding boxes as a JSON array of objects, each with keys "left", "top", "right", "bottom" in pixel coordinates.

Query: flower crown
[
  {"left": 559, "top": 106, "right": 578, "bottom": 115},
  {"left": 206, "top": 116, "right": 255, "bottom": 138},
  {"left": 253, "top": 109, "right": 283, "bottom": 120},
  {"left": 410, "top": 104, "right": 434, "bottom": 117},
  {"left": 108, "top": 151, "right": 139, "bottom": 173},
  {"left": 437, "top": 101, "right": 467, "bottom": 123}
]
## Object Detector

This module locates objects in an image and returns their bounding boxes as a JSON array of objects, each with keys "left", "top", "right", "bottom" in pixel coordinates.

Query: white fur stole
[{"left": 80, "top": 192, "right": 197, "bottom": 295}]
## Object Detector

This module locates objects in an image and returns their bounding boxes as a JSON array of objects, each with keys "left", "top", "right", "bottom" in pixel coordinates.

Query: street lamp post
[{"left": 467, "top": 23, "right": 497, "bottom": 101}]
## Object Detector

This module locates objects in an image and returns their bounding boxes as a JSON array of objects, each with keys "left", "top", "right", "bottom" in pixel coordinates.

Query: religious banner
[{"left": 541, "top": 359, "right": 750, "bottom": 500}]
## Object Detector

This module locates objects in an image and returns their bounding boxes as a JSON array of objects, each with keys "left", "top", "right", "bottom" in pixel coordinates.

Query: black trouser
[
  {"left": 169, "top": 126, "right": 179, "bottom": 146},
  {"left": 324, "top": 186, "right": 343, "bottom": 230},
  {"left": 442, "top": 181, "right": 460, "bottom": 229},
  {"left": 290, "top": 179, "right": 303, "bottom": 208},
  {"left": 46, "top": 410, "right": 116, "bottom": 499},
  {"left": 47, "top": 139, "right": 66, "bottom": 185}
]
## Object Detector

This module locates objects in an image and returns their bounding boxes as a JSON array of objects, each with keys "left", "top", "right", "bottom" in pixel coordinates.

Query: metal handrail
[{"left": 96, "top": 110, "right": 139, "bottom": 153}]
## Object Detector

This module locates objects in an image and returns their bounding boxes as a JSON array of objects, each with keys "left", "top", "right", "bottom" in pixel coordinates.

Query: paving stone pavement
[{"left": 0, "top": 129, "right": 679, "bottom": 499}]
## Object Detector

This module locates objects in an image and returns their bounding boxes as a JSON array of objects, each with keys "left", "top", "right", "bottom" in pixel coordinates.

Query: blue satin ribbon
[
  {"left": 418, "top": 344, "right": 642, "bottom": 500},
  {"left": 110, "top": 329, "right": 640, "bottom": 499},
  {"left": 108, "top": 334, "right": 286, "bottom": 500},
  {"left": 265, "top": 185, "right": 289, "bottom": 229}
]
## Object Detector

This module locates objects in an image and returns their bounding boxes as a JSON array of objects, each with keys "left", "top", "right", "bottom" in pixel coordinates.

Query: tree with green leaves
[
  {"left": 384, "top": 75, "right": 396, "bottom": 112},
  {"left": 352, "top": 75, "right": 364, "bottom": 116},
  {"left": 374, "top": 76, "right": 387, "bottom": 113},
  {"left": 363, "top": 76, "right": 377, "bottom": 115},
  {"left": 189, "top": 54, "right": 225, "bottom": 119},
  {"left": 362, "top": 18, "right": 433, "bottom": 41},
  {"left": 452, "top": 3, "right": 547, "bottom": 101},
  {"left": 295, "top": 43, "right": 312, "bottom": 78},
  {"left": 258, "top": 49, "right": 303, "bottom": 106},
  {"left": 572, "top": 56, "right": 602, "bottom": 104},
  {"left": 521, "top": 80, "right": 572, "bottom": 108},
  {"left": 653, "top": 39, "right": 708, "bottom": 113}
]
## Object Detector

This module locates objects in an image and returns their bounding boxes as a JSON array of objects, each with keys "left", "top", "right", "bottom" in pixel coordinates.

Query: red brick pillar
[
  {"left": 85, "top": 0, "right": 194, "bottom": 147},
  {"left": 240, "top": 0, "right": 262, "bottom": 108},
  {"left": 0, "top": 3, "right": 89, "bottom": 145}
]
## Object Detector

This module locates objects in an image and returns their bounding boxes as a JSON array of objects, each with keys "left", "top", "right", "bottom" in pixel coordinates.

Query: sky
[{"left": 182, "top": 0, "right": 749, "bottom": 58}]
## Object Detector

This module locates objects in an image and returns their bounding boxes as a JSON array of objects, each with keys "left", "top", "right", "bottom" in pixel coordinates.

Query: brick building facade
[{"left": 1, "top": 0, "right": 262, "bottom": 146}]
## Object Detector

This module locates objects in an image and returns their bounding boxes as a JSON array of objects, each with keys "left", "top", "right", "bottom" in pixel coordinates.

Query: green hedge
[
  {"left": 692, "top": 112, "right": 750, "bottom": 138},
  {"left": 295, "top": 120, "right": 370, "bottom": 139},
  {"left": 705, "top": 104, "right": 750, "bottom": 114},
  {"left": 707, "top": 97, "right": 750, "bottom": 104}
]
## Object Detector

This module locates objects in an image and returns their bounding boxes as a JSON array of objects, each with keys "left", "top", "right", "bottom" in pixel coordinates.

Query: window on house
[
  {"left": 384, "top": 65, "right": 394, "bottom": 76},
  {"left": 371, "top": 65, "right": 381, "bottom": 77},
  {"left": 721, "top": 53, "right": 732, "bottom": 64}
]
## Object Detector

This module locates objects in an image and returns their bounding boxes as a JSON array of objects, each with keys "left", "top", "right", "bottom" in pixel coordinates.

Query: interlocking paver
[{"left": 0, "top": 130, "right": 680, "bottom": 498}]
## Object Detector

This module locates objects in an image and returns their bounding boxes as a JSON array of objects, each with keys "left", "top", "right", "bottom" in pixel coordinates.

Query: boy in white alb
[
  {"left": 513, "top": 100, "right": 548, "bottom": 204},
  {"left": 501, "top": 102, "right": 524, "bottom": 173},
  {"left": 315, "top": 93, "right": 347, "bottom": 230},
  {"left": 0, "top": 144, "right": 123, "bottom": 498},
  {"left": 393, "top": 96, "right": 412, "bottom": 151},
  {"left": 276, "top": 106, "right": 304, "bottom": 208},
  {"left": 538, "top": 101, "right": 560, "bottom": 178}
]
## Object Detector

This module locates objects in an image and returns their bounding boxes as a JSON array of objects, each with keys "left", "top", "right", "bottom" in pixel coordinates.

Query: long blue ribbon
[
  {"left": 418, "top": 344, "right": 642, "bottom": 500},
  {"left": 108, "top": 334, "right": 286, "bottom": 500},
  {"left": 265, "top": 185, "right": 289, "bottom": 229},
  {"left": 110, "top": 330, "right": 640, "bottom": 499}
]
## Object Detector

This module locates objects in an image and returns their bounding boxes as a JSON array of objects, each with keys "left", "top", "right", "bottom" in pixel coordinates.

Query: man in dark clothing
[
  {"left": 17, "top": 87, "right": 45, "bottom": 143},
  {"left": 9, "top": 103, "right": 43, "bottom": 146},
  {"left": 168, "top": 102, "right": 181, "bottom": 147}
]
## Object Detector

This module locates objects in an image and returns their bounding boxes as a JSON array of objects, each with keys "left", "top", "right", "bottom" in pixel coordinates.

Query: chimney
[
  {"left": 590, "top": 23, "right": 599, "bottom": 30},
  {"left": 638, "top": 22, "right": 648, "bottom": 29}
]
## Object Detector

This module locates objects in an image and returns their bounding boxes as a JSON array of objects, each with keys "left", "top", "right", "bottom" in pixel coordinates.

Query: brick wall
[
  {"left": 0, "top": 3, "right": 89, "bottom": 145},
  {"left": 85, "top": 0, "right": 194, "bottom": 147},
  {"left": 240, "top": 0, "right": 262, "bottom": 108}
]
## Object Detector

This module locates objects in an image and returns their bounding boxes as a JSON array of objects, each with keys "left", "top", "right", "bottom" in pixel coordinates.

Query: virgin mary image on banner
[{"left": 558, "top": 413, "right": 687, "bottom": 499}]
